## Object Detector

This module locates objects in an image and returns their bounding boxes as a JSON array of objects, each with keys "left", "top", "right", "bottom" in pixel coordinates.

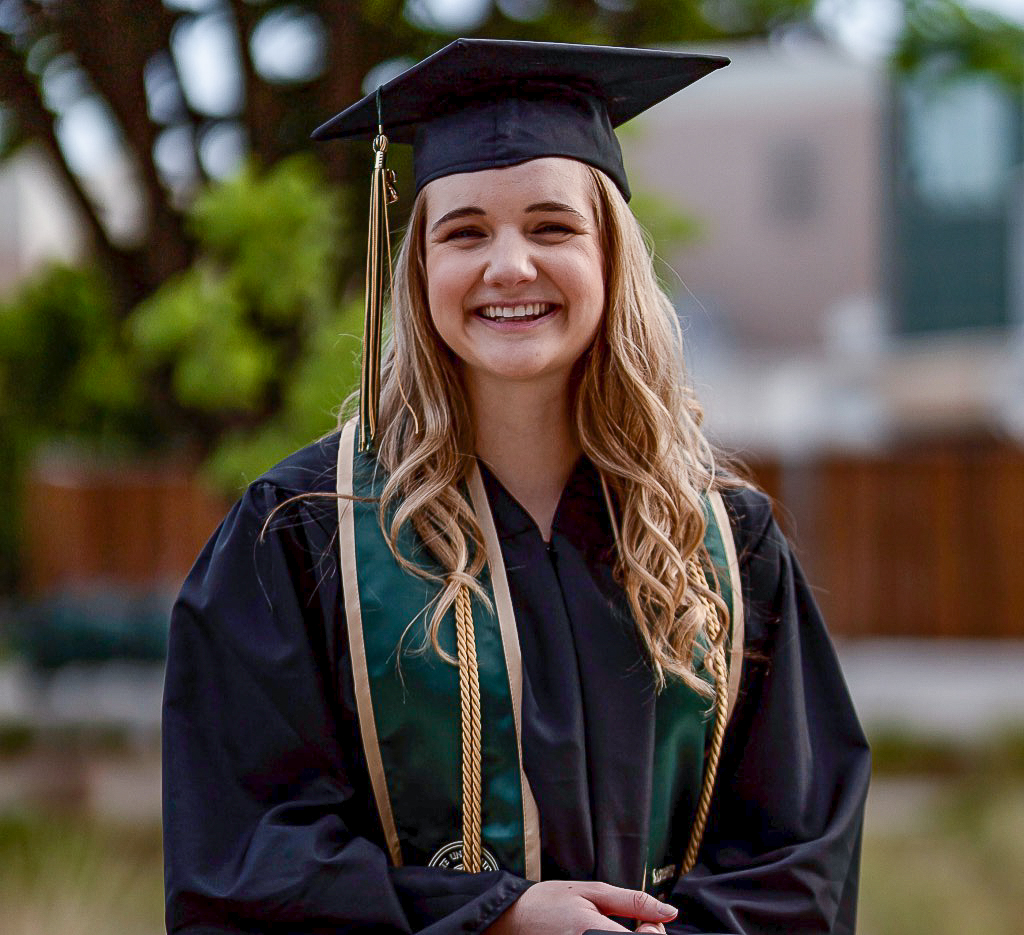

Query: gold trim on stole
[
  {"left": 709, "top": 491, "right": 745, "bottom": 724},
  {"left": 336, "top": 418, "right": 404, "bottom": 866},
  {"left": 467, "top": 464, "right": 543, "bottom": 882}
]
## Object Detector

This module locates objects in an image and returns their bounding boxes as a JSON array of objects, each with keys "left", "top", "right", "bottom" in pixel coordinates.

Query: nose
[{"left": 482, "top": 229, "right": 536, "bottom": 288}]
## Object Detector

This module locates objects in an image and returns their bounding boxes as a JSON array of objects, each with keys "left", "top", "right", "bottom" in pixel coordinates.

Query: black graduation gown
[{"left": 162, "top": 432, "right": 870, "bottom": 935}]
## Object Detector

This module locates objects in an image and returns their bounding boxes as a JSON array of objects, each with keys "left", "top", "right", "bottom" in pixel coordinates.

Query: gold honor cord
[
  {"left": 359, "top": 98, "right": 398, "bottom": 452},
  {"left": 680, "top": 558, "right": 730, "bottom": 876},
  {"left": 454, "top": 585, "right": 484, "bottom": 873}
]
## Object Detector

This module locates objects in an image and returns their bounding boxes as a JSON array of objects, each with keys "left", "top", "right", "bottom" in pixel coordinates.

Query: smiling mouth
[{"left": 475, "top": 302, "right": 559, "bottom": 323}]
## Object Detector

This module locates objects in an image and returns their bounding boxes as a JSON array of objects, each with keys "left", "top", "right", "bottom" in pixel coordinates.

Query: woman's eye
[
  {"left": 445, "top": 227, "right": 484, "bottom": 241},
  {"left": 534, "top": 223, "right": 574, "bottom": 236}
]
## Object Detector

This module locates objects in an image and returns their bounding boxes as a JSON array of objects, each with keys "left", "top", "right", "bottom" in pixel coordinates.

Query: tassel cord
[
  {"left": 680, "top": 559, "right": 729, "bottom": 875},
  {"left": 360, "top": 134, "right": 392, "bottom": 451},
  {"left": 455, "top": 585, "right": 483, "bottom": 873}
]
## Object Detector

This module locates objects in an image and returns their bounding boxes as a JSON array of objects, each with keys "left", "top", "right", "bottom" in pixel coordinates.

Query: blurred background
[{"left": 1, "top": 1, "right": 1023, "bottom": 933}]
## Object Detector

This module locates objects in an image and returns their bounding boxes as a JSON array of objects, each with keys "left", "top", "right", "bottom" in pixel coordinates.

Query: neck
[{"left": 468, "top": 373, "right": 579, "bottom": 541}]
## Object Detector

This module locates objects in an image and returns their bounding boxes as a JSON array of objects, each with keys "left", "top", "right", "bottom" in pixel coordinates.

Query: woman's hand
[{"left": 485, "top": 880, "right": 677, "bottom": 935}]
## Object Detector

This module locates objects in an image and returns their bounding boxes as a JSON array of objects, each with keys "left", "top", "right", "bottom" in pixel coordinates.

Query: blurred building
[
  {"left": 625, "top": 39, "right": 1024, "bottom": 452},
  {"left": 629, "top": 40, "right": 884, "bottom": 353},
  {"left": 625, "top": 39, "right": 1024, "bottom": 638}
]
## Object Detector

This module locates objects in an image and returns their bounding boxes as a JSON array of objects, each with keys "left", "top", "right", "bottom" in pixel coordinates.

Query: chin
[{"left": 478, "top": 353, "right": 569, "bottom": 382}]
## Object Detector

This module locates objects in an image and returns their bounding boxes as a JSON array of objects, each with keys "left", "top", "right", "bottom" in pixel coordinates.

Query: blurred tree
[
  {"left": 896, "top": 0, "right": 1024, "bottom": 87},
  {"left": 0, "top": 155, "right": 360, "bottom": 588},
  {"left": 127, "top": 153, "right": 363, "bottom": 483},
  {"left": 0, "top": 265, "right": 147, "bottom": 448},
  {"left": 0, "top": 154, "right": 357, "bottom": 462}
]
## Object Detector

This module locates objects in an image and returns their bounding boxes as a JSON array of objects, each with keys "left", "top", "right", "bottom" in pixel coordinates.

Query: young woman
[{"left": 162, "top": 39, "right": 870, "bottom": 935}]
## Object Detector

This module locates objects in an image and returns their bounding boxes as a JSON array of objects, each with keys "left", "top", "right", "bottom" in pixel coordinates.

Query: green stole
[{"left": 336, "top": 420, "right": 744, "bottom": 892}]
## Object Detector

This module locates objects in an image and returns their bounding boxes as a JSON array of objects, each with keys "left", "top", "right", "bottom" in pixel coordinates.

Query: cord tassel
[
  {"left": 359, "top": 132, "right": 397, "bottom": 451},
  {"left": 455, "top": 585, "right": 483, "bottom": 873},
  {"left": 680, "top": 557, "right": 729, "bottom": 875}
]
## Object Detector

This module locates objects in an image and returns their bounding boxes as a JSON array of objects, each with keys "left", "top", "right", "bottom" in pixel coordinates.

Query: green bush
[
  {"left": 127, "top": 155, "right": 362, "bottom": 491},
  {"left": 0, "top": 156, "right": 363, "bottom": 590}
]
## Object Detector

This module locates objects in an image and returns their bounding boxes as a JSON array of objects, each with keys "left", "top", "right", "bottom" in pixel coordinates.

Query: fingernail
[{"left": 657, "top": 901, "right": 677, "bottom": 917}]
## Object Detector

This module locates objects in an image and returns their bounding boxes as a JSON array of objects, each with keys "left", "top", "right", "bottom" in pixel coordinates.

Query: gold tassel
[
  {"left": 454, "top": 585, "right": 483, "bottom": 873},
  {"left": 359, "top": 96, "right": 398, "bottom": 452},
  {"left": 680, "top": 557, "right": 729, "bottom": 875}
]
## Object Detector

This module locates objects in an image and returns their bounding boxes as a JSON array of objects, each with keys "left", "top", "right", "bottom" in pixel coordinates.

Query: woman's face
[{"left": 422, "top": 157, "right": 605, "bottom": 390}]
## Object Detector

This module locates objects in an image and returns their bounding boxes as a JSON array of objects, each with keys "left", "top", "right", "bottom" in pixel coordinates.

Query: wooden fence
[
  {"left": 20, "top": 438, "right": 1024, "bottom": 638},
  {"left": 23, "top": 454, "right": 228, "bottom": 595},
  {"left": 747, "top": 437, "right": 1024, "bottom": 638}
]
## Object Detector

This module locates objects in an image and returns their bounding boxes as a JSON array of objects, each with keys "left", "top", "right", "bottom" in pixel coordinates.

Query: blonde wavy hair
[{"left": 364, "top": 163, "right": 726, "bottom": 695}]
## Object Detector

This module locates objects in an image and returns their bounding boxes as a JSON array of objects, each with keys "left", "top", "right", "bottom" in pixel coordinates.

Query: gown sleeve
[
  {"left": 666, "top": 489, "right": 871, "bottom": 935},
  {"left": 162, "top": 473, "right": 530, "bottom": 935}
]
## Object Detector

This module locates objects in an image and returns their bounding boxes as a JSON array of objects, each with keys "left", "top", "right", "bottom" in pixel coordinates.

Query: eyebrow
[
  {"left": 429, "top": 200, "right": 588, "bottom": 235},
  {"left": 430, "top": 206, "right": 485, "bottom": 235},
  {"left": 525, "top": 201, "right": 587, "bottom": 221}
]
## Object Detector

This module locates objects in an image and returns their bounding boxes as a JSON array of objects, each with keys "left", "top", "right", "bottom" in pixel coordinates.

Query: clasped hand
[{"left": 486, "top": 880, "right": 677, "bottom": 935}]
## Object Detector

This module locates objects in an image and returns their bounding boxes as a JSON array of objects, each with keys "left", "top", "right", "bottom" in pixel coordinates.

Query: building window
[
  {"left": 766, "top": 139, "right": 821, "bottom": 224},
  {"left": 904, "top": 75, "right": 1017, "bottom": 213}
]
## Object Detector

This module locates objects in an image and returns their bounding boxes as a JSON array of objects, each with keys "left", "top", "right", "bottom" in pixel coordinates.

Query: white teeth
[{"left": 478, "top": 303, "right": 553, "bottom": 320}]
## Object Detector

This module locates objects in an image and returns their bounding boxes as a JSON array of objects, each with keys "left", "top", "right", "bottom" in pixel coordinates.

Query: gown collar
[{"left": 476, "top": 456, "right": 617, "bottom": 562}]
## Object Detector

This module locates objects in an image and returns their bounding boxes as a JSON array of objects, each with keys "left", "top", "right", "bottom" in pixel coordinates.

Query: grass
[
  {"left": 859, "top": 776, "right": 1024, "bottom": 935},
  {"left": 868, "top": 725, "right": 1024, "bottom": 777},
  {"left": 0, "top": 809, "right": 164, "bottom": 935}
]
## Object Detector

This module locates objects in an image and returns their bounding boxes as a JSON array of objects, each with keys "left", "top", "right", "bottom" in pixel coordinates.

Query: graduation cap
[
  {"left": 312, "top": 38, "right": 729, "bottom": 449},
  {"left": 313, "top": 38, "right": 729, "bottom": 201}
]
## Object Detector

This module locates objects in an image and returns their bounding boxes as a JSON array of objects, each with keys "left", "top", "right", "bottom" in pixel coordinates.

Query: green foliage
[
  {"left": 203, "top": 307, "right": 363, "bottom": 492},
  {"left": 132, "top": 266, "right": 276, "bottom": 412},
  {"left": 0, "top": 157, "right": 363, "bottom": 590},
  {"left": 186, "top": 155, "right": 344, "bottom": 324},
  {"left": 870, "top": 726, "right": 1024, "bottom": 777},
  {"left": 897, "top": 0, "right": 1024, "bottom": 88},
  {"left": 128, "top": 154, "right": 363, "bottom": 491},
  {"left": 0, "top": 266, "right": 151, "bottom": 448},
  {"left": 131, "top": 156, "right": 344, "bottom": 413},
  {"left": 0, "top": 103, "right": 15, "bottom": 160}
]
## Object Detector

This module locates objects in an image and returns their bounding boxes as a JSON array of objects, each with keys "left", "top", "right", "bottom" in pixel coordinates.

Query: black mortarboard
[
  {"left": 311, "top": 38, "right": 729, "bottom": 201},
  {"left": 312, "top": 38, "right": 728, "bottom": 452}
]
